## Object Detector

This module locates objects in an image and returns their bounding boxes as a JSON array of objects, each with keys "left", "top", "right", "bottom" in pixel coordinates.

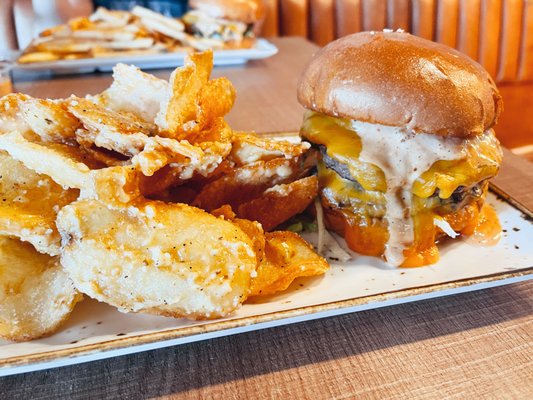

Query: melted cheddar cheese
[
  {"left": 301, "top": 111, "right": 502, "bottom": 198},
  {"left": 301, "top": 111, "right": 503, "bottom": 267}
]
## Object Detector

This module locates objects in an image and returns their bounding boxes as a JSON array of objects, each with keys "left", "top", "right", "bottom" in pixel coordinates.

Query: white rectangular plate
[
  {"left": 0, "top": 190, "right": 531, "bottom": 376},
  {"left": 13, "top": 39, "right": 278, "bottom": 74}
]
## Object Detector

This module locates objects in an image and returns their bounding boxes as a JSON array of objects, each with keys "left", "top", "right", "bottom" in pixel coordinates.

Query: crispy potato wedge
[
  {"left": 130, "top": 136, "right": 206, "bottom": 176},
  {"left": 93, "top": 63, "right": 169, "bottom": 122},
  {"left": 69, "top": 97, "right": 156, "bottom": 144},
  {"left": 231, "top": 132, "right": 311, "bottom": 166},
  {"left": 197, "top": 77, "right": 236, "bottom": 128},
  {"left": 0, "top": 93, "right": 31, "bottom": 134},
  {"left": 212, "top": 204, "right": 266, "bottom": 262},
  {"left": 0, "top": 151, "right": 79, "bottom": 255},
  {"left": 0, "top": 123, "right": 222, "bottom": 204},
  {"left": 0, "top": 210, "right": 60, "bottom": 256},
  {"left": 131, "top": 120, "right": 231, "bottom": 179},
  {"left": 0, "top": 131, "right": 140, "bottom": 204},
  {"left": 192, "top": 155, "right": 311, "bottom": 211},
  {"left": 36, "top": 38, "right": 155, "bottom": 53},
  {"left": 237, "top": 176, "right": 318, "bottom": 231},
  {"left": 57, "top": 199, "right": 258, "bottom": 319},
  {"left": 0, "top": 131, "right": 103, "bottom": 189},
  {"left": 20, "top": 98, "right": 80, "bottom": 142},
  {"left": 17, "top": 51, "right": 61, "bottom": 64},
  {"left": 69, "top": 98, "right": 222, "bottom": 177},
  {"left": 210, "top": 205, "right": 328, "bottom": 298},
  {"left": 155, "top": 50, "right": 213, "bottom": 137},
  {"left": 34, "top": 38, "right": 94, "bottom": 54},
  {"left": 249, "top": 231, "right": 329, "bottom": 297},
  {"left": 90, "top": 7, "right": 132, "bottom": 27},
  {"left": 138, "top": 16, "right": 187, "bottom": 43},
  {"left": 0, "top": 236, "right": 82, "bottom": 341},
  {"left": 132, "top": 6, "right": 185, "bottom": 32},
  {"left": 66, "top": 29, "right": 137, "bottom": 41}
]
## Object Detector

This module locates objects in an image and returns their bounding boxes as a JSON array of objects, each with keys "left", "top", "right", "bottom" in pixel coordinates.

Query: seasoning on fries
[{"left": 0, "top": 50, "right": 327, "bottom": 341}]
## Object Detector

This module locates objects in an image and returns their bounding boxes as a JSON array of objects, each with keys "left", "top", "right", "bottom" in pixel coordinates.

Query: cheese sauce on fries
[{"left": 0, "top": 51, "right": 328, "bottom": 341}]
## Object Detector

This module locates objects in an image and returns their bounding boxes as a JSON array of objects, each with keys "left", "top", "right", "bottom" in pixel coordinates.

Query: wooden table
[{"left": 3, "top": 38, "right": 532, "bottom": 399}]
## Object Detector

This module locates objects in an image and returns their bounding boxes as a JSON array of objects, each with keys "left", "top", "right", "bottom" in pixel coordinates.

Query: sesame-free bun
[
  {"left": 189, "top": 0, "right": 266, "bottom": 25},
  {"left": 297, "top": 31, "right": 502, "bottom": 137}
]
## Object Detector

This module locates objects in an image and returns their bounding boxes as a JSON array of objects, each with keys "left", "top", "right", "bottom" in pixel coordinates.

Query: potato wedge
[
  {"left": 93, "top": 63, "right": 169, "bottom": 122},
  {"left": 192, "top": 155, "right": 311, "bottom": 211},
  {"left": 155, "top": 50, "right": 213, "bottom": 137},
  {"left": 0, "top": 236, "right": 82, "bottom": 341},
  {"left": 90, "top": 7, "right": 131, "bottom": 27},
  {"left": 68, "top": 98, "right": 224, "bottom": 178},
  {"left": 0, "top": 131, "right": 103, "bottom": 189},
  {"left": 210, "top": 206, "right": 328, "bottom": 298},
  {"left": 0, "top": 151, "right": 79, "bottom": 255},
  {"left": 57, "top": 199, "right": 258, "bottom": 319},
  {"left": 231, "top": 132, "right": 311, "bottom": 166},
  {"left": 212, "top": 204, "right": 266, "bottom": 262},
  {"left": 249, "top": 231, "right": 329, "bottom": 297},
  {"left": 0, "top": 93, "right": 31, "bottom": 134},
  {"left": 197, "top": 77, "right": 235, "bottom": 129},
  {"left": 237, "top": 176, "right": 318, "bottom": 231},
  {"left": 0, "top": 131, "right": 141, "bottom": 204},
  {"left": 20, "top": 98, "right": 80, "bottom": 142},
  {"left": 17, "top": 51, "right": 61, "bottom": 64},
  {"left": 68, "top": 97, "right": 156, "bottom": 143},
  {"left": 0, "top": 127, "right": 220, "bottom": 205}
]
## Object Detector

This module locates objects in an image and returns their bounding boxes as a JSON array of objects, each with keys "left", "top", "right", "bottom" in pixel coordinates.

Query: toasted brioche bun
[
  {"left": 189, "top": 0, "right": 266, "bottom": 25},
  {"left": 297, "top": 31, "right": 502, "bottom": 138}
]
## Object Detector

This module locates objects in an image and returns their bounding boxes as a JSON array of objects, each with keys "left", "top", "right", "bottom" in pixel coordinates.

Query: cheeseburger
[
  {"left": 297, "top": 31, "right": 503, "bottom": 267},
  {"left": 183, "top": 0, "right": 266, "bottom": 47}
]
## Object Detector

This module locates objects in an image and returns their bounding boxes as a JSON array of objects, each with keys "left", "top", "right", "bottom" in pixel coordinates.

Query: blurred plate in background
[{"left": 14, "top": 39, "right": 278, "bottom": 75}]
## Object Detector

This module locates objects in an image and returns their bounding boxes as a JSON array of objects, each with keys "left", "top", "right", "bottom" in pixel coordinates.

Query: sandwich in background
[
  {"left": 183, "top": 0, "right": 266, "bottom": 48},
  {"left": 18, "top": 4, "right": 266, "bottom": 64}
]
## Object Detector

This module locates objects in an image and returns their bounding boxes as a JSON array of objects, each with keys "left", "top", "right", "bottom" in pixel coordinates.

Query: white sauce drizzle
[
  {"left": 314, "top": 199, "right": 352, "bottom": 262},
  {"left": 352, "top": 121, "right": 467, "bottom": 266}
]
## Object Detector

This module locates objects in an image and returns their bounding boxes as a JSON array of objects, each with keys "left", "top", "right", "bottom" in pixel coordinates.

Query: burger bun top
[{"left": 297, "top": 31, "right": 502, "bottom": 138}]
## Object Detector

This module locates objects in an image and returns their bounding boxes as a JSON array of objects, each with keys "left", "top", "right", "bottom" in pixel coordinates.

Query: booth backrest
[{"left": 262, "top": 0, "right": 533, "bottom": 82}]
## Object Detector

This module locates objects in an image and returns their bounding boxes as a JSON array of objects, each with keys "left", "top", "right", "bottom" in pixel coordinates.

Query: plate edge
[
  {"left": 0, "top": 140, "right": 530, "bottom": 371},
  {"left": 0, "top": 267, "right": 531, "bottom": 370}
]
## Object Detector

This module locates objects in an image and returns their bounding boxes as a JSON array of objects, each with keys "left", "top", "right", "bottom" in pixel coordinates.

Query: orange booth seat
[{"left": 262, "top": 0, "right": 533, "bottom": 83}]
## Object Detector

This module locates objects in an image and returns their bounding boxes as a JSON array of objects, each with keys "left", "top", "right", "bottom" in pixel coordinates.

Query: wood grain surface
[
  {"left": 2, "top": 37, "right": 532, "bottom": 399},
  {"left": 493, "top": 148, "right": 533, "bottom": 212},
  {"left": 0, "top": 282, "right": 531, "bottom": 399}
]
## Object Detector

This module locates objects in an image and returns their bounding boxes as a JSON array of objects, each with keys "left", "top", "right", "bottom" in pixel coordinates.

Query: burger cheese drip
[
  {"left": 296, "top": 30, "right": 504, "bottom": 268},
  {"left": 301, "top": 111, "right": 502, "bottom": 267},
  {"left": 353, "top": 121, "right": 465, "bottom": 266}
]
